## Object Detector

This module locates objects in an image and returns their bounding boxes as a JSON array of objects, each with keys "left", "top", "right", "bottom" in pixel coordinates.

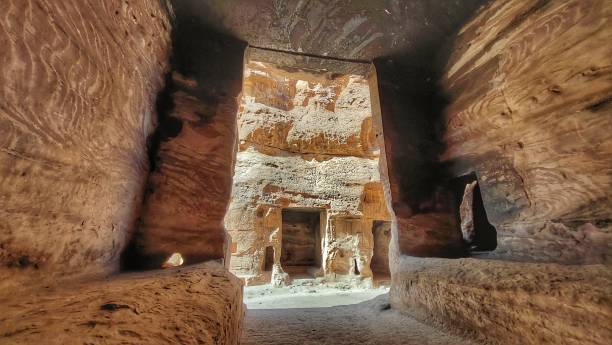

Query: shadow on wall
[
  {"left": 374, "top": 47, "right": 450, "bottom": 214},
  {"left": 374, "top": 38, "right": 465, "bottom": 259},
  {"left": 121, "top": 12, "right": 246, "bottom": 271},
  {"left": 372, "top": 0, "right": 494, "bottom": 259}
]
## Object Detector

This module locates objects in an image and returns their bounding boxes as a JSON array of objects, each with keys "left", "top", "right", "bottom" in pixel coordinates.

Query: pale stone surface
[
  {"left": 241, "top": 288, "right": 477, "bottom": 345},
  {"left": 225, "top": 58, "right": 392, "bottom": 285},
  {"left": 162, "top": 252, "right": 184, "bottom": 268}
]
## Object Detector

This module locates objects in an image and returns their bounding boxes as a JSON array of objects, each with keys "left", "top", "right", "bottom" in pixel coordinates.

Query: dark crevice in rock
[{"left": 147, "top": 72, "right": 181, "bottom": 173}]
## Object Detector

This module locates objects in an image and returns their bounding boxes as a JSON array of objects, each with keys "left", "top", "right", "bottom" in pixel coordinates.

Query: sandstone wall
[
  {"left": 225, "top": 57, "right": 392, "bottom": 285},
  {"left": 0, "top": 0, "right": 171, "bottom": 290},
  {"left": 441, "top": 0, "right": 612, "bottom": 264},
  {"left": 390, "top": 1, "right": 612, "bottom": 344},
  {"left": 130, "top": 21, "right": 246, "bottom": 269}
]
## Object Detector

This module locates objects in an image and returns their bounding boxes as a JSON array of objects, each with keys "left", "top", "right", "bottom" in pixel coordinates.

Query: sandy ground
[
  {"left": 241, "top": 280, "right": 477, "bottom": 345},
  {"left": 244, "top": 278, "right": 389, "bottom": 309}
]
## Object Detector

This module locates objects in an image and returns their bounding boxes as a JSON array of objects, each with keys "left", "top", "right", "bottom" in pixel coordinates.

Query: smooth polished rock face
[
  {"left": 225, "top": 57, "right": 393, "bottom": 285},
  {"left": 0, "top": 0, "right": 171, "bottom": 291}
]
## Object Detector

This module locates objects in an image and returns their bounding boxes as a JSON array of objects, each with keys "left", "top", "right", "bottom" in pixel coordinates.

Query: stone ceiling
[{"left": 170, "top": 0, "right": 488, "bottom": 61}]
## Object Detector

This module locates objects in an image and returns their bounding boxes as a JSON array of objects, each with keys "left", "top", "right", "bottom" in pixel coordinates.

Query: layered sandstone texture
[
  {"left": 441, "top": 0, "right": 612, "bottom": 264},
  {"left": 391, "top": 257, "right": 612, "bottom": 345},
  {"left": 0, "top": 263, "right": 244, "bottom": 345},
  {"left": 135, "top": 71, "right": 239, "bottom": 268},
  {"left": 225, "top": 56, "right": 392, "bottom": 285},
  {"left": 391, "top": 1, "right": 612, "bottom": 344},
  {"left": 0, "top": 0, "right": 171, "bottom": 290},
  {"left": 133, "top": 23, "right": 246, "bottom": 269}
]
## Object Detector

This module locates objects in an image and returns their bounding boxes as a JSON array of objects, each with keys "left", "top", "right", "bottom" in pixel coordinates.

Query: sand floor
[{"left": 241, "top": 280, "right": 477, "bottom": 345}]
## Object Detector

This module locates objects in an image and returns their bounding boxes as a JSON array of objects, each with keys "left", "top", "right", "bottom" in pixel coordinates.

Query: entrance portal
[
  {"left": 371, "top": 220, "right": 391, "bottom": 278},
  {"left": 281, "top": 208, "right": 322, "bottom": 277}
]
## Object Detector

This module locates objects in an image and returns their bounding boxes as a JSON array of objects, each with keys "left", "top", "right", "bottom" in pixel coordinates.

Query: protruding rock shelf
[
  {"left": 0, "top": 263, "right": 244, "bottom": 345},
  {"left": 391, "top": 257, "right": 612, "bottom": 345}
]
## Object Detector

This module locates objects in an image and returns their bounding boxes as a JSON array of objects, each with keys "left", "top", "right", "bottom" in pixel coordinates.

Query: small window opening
[
  {"left": 371, "top": 220, "right": 391, "bottom": 278},
  {"left": 354, "top": 258, "right": 360, "bottom": 275},
  {"left": 452, "top": 173, "right": 497, "bottom": 252},
  {"left": 264, "top": 246, "right": 274, "bottom": 271}
]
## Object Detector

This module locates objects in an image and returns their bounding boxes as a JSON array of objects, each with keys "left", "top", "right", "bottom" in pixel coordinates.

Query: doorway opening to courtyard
[{"left": 371, "top": 220, "right": 391, "bottom": 280}]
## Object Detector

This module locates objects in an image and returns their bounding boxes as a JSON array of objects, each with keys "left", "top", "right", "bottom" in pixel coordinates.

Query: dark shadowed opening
[
  {"left": 451, "top": 173, "right": 497, "bottom": 252},
  {"left": 264, "top": 246, "right": 274, "bottom": 272},
  {"left": 281, "top": 208, "right": 322, "bottom": 277},
  {"left": 119, "top": 10, "right": 247, "bottom": 272},
  {"left": 371, "top": 220, "right": 391, "bottom": 278}
]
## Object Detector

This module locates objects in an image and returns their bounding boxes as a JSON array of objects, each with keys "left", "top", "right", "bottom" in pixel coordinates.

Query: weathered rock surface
[
  {"left": 0, "top": 0, "right": 171, "bottom": 290},
  {"left": 390, "top": 1, "right": 612, "bottom": 344},
  {"left": 135, "top": 72, "right": 239, "bottom": 267},
  {"left": 0, "top": 263, "right": 244, "bottom": 345},
  {"left": 459, "top": 181, "right": 477, "bottom": 244},
  {"left": 170, "top": 0, "right": 487, "bottom": 61},
  {"left": 391, "top": 256, "right": 612, "bottom": 345},
  {"left": 132, "top": 22, "right": 246, "bottom": 268},
  {"left": 441, "top": 0, "right": 612, "bottom": 263},
  {"left": 225, "top": 56, "right": 392, "bottom": 285},
  {"left": 371, "top": 221, "right": 391, "bottom": 276},
  {"left": 395, "top": 212, "right": 464, "bottom": 258}
]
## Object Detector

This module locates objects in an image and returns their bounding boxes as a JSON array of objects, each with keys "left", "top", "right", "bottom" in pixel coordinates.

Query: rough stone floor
[
  {"left": 0, "top": 263, "right": 243, "bottom": 345},
  {"left": 241, "top": 285, "right": 476, "bottom": 345}
]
